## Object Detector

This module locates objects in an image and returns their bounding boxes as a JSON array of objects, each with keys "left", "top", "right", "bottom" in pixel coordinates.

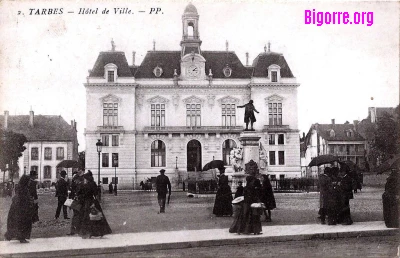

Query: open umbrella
[
  {"left": 56, "top": 160, "right": 80, "bottom": 168},
  {"left": 202, "top": 160, "right": 225, "bottom": 172},
  {"left": 376, "top": 155, "right": 400, "bottom": 174},
  {"left": 308, "top": 155, "right": 339, "bottom": 167}
]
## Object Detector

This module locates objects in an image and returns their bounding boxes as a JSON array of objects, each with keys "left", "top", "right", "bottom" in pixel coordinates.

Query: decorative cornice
[
  {"left": 84, "top": 83, "right": 137, "bottom": 88},
  {"left": 182, "top": 95, "right": 205, "bottom": 106},
  {"left": 250, "top": 84, "right": 299, "bottom": 89},
  {"left": 147, "top": 95, "right": 170, "bottom": 104},
  {"left": 265, "top": 94, "right": 284, "bottom": 103},
  {"left": 217, "top": 96, "right": 241, "bottom": 105},
  {"left": 100, "top": 94, "right": 121, "bottom": 104}
]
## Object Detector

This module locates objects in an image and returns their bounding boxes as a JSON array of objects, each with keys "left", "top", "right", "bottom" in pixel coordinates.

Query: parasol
[
  {"left": 202, "top": 160, "right": 225, "bottom": 172},
  {"left": 56, "top": 160, "right": 80, "bottom": 168},
  {"left": 308, "top": 155, "right": 339, "bottom": 167}
]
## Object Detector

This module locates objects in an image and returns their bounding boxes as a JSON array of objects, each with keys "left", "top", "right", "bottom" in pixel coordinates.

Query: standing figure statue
[{"left": 237, "top": 100, "right": 259, "bottom": 131}]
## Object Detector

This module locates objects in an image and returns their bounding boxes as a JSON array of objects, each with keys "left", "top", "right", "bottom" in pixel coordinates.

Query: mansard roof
[
  {"left": 134, "top": 51, "right": 251, "bottom": 79},
  {"left": 0, "top": 115, "right": 77, "bottom": 142},
  {"left": 89, "top": 51, "right": 134, "bottom": 77},
  {"left": 312, "top": 123, "right": 365, "bottom": 142},
  {"left": 252, "top": 52, "right": 294, "bottom": 78}
]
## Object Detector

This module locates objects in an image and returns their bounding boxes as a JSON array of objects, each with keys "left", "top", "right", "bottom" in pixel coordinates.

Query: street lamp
[
  {"left": 96, "top": 139, "right": 103, "bottom": 201},
  {"left": 113, "top": 155, "right": 118, "bottom": 196}
]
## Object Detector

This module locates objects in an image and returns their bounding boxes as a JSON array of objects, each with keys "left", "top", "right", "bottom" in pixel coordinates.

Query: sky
[{"left": 0, "top": 0, "right": 399, "bottom": 151}]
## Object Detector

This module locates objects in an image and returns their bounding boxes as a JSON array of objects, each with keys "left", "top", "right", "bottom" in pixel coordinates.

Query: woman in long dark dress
[
  {"left": 213, "top": 171, "right": 233, "bottom": 217},
  {"left": 235, "top": 176, "right": 262, "bottom": 235},
  {"left": 78, "top": 171, "right": 112, "bottom": 238},
  {"left": 5, "top": 175, "right": 34, "bottom": 243},
  {"left": 260, "top": 174, "right": 276, "bottom": 222}
]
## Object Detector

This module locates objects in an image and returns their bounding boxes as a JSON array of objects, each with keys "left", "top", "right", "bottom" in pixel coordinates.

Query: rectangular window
[
  {"left": 268, "top": 103, "right": 282, "bottom": 125},
  {"left": 112, "top": 153, "right": 119, "bottom": 167},
  {"left": 339, "top": 145, "right": 344, "bottom": 152},
  {"left": 330, "top": 145, "right": 335, "bottom": 154},
  {"left": 103, "top": 103, "right": 118, "bottom": 126},
  {"left": 102, "top": 153, "right": 109, "bottom": 167},
  {"left": 108, "top": 71, "right": 114, "bottom": 82},
  {"left": 268, "top": 134, "right": 275, "bottom": 145},
  {"left": 44, "top": 147, "right": 52, "bottom": 160},
  {"left": 278, "top": 134, "right": 284, "bottom": 144},
  {"left": 43, "top": 166, "right": 51, "bottom": 179},
  {"left": 31, "top": 147, "right": 38, "bottom": 160},
  {"left": 271, "top": 71, "right": 278, "bottom": 82},
  {"left": 30, "top": 166, "right": 38, "bottom": 172},
  {"left": 278, "top": 151, "right": 285, "bottom": 165},
  {"left": 112, "top": 177, "right": 119, "bottom": 184},
  {"left": 56, "top": 147, "right": 64, "bottom": 160},
  {"left": 279, "top": 174, "right": 285, "bottom": 180},
  {"left": 186, "top": 104, "right": 201, "bottom": 127},
  {"left": 112, "top": 135, "right": 119, "bottom": 146},
  {"left": 221, "top": 103, "right": 236, "bottom": 127},
  {"left": 269, "top": 151, "right": 276, "bottom": 165},
  {"left": 101, "top": 134, "right": 109, "bottom": 146},
  {"left": 102, "top": 178, "right": 109, "bottom": 184},
  {"left": 151, "top": 104, "right": 165, "bottom": 127},
  {"left": 270, "top": 175, "right": 276, "bottom": 180}
]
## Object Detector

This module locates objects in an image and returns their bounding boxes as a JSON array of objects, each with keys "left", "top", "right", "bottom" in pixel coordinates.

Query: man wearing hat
[
  {"left": 156, "top": 169, "right": 171, "bottom": 213},
  {"left": 55, "top": 170, "right": 70, "bottom": 219},
  {"left": 29, "top": 170, "right": 39, "bottom": 223}
]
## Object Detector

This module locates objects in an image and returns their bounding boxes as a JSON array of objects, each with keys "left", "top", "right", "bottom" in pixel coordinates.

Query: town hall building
[{"left": 84, "top": 3, "right": 301, "bottom": 189}]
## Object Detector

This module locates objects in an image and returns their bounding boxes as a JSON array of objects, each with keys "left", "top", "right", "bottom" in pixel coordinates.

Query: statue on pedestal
[
  {"left": 237, "top": 100, "right": 259, "bottom": 131},
  {"left": 230, "top": 147, "right": 243, "bottom": 172}
]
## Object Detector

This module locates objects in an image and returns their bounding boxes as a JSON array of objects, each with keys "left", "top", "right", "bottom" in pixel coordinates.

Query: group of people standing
[
  {"left": 5, "top": 169, "right": 112, "bottom": 243},
  {"left": 318, "top": 166, "right": 354, "bottom": 225},
  {"left": 212, "top": 169, "right": 276, "bottom": 235}
]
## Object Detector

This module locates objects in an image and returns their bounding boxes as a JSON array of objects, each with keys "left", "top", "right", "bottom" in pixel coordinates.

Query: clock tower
[
  {"left": 180, "top": 3, "right": 206, "bottom": 80},
  {"left": 181, "top": 3, "right": 202, "bottom": 57}
]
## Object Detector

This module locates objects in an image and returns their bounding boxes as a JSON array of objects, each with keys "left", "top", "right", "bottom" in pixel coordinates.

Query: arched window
[
  {"left": 222, "top": 139, "right": 237, "bottom": 165},
  {"left": 188, "top": 22, "right": 194, "bottom": 37},
  {"left": 151, "top": 140, "right": 166, "bottom": 167}
]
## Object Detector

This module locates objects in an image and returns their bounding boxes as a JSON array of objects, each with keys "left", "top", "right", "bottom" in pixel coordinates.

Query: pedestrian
[
  {"left": 237, "top": 175, "right": 262, "bottom": 235},
  {"left": 318, "top": 167, "right": 332, "bottom": 224},
  {"left": 67, "top": 169, "right": 84, "bottom": 236},
  {"left": 4, "top": 175, "right": 34, "bottom": 243},
  {"left": 237, "top": 99, "right": 259, "bottom": 131},
  {"left": 109, "top": 182, "right": 113, "bottom": 194},
  {"left": 260, "top": 174, "right": 276, "bottom": 222},
  {"left": 229, "top": 195, "right": 245, "bottom": 234},
  {"left": 78, "top": 171, "right": 112, "bottom": 238},
  {"left": 156, "top": 169, "right": 171, "bottom": 213},
  {"left": 337, "top": 167, "right": 354, "bottom": 225},
  {"left": 55, "top": 170, "right": 70, "bottom": 220},
  {"left": 29, "top": 171, "right": 39, "bottom": 223},
  {"left": 326, "top": 167, "right": 341, "bottom": 225},
  {"left": 234, "top": 181, "right": 244, "bottom": 199},
  {"left": 213, "top": 169, "right": 233, "bottom": 217}
]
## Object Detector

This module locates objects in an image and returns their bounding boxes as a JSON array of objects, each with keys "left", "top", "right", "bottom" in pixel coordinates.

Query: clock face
[{"left": 187, "top": 65, "right": 200, "bottom": 77}]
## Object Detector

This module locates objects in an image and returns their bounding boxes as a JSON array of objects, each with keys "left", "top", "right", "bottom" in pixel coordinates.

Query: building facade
[
  {"left": 302, "top": 119, "right": 367, "bottom": 177},
  {"left": 84, "top": 3, "right": 301, "bottom": 188},
  {"left": 0, "top": 110, "right": 79, "bottom": 185}
]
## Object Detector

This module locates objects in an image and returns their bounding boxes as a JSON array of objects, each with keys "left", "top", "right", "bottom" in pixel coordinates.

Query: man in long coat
[
  {"left": 318, "top": 167, "right": 332, "bottom": 224},
  {"left": 156, "top": 169, "right": 171, "bottom": 213},
  {"left": 237, "top": 100, "right": 259, "bottom": 131},
  {"left": 29, "top": 171, "right": 39, "bottom": 223},
  {"left": 55, "top": 170, "right": 70, "bottom": 219}
]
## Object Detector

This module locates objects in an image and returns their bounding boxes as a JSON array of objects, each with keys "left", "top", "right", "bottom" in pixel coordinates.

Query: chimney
[
  {"left": 246, "top": 52, "right": 249, "bottom": 66},
  {"left": 132, "top": 51, "right": 136, "bottom": 66},
  {"left": 331, "top": 119, "right": 335, "bottom": 125},
  {"left": 74, "top": 120, "right": 77, "bottom": 131},
  {"left": 303, "top": 132, "right": 305, "bottom": 139},
  {"left": 353, "top": 120, "right": 358, "bottom": 131},
  {"left": 29, "top": 110, "right": 34, "bottom": 127},
  {"left": 4, "top": 111, "right": 9, "bottom": 129}
]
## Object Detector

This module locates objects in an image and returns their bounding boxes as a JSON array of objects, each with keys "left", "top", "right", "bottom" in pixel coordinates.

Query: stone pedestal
[{"left": 239, "top": 132, "right": 261, "bottom": 166}]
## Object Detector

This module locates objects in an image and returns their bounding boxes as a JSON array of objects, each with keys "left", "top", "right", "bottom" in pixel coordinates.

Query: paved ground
[
  {"left": 0, "top": 221, "right": 397, "bottom": 257},
  {"left": 0, "top": 186, "right": 385, "bottom": 240},
  {"left": 78, "top": 235, "right": 400, "bottom": 258}
]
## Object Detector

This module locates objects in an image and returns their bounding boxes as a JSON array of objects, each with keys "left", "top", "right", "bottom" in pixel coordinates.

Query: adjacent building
[
  {"left": 302, "top": 119, "right": 367, "bottom": 177},
  {"left": 84, "top": 3, "right": 301, "bottom": 188},
  {"left": 0, "top": 110, "right": 79, "bottom": 185}
]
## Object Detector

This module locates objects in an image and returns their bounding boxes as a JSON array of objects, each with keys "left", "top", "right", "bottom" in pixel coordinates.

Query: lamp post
[{"left": 96, "top": 139, "right": 103, "bottom": 201}]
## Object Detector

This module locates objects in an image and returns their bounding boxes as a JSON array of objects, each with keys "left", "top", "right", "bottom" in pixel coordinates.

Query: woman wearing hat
[
  {"left": 260, "top": 174, "right": 276, "bottom": 222},
  {"left": 77, "top": 170, "right": 112, "bottom": 238}
]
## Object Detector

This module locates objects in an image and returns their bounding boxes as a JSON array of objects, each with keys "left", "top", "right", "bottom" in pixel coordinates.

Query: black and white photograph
[{"left": 0, "top": 0, "right": 399, "bottom": 257}]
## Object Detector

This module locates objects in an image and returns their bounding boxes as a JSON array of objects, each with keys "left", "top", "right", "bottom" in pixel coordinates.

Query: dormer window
[
  {"left": 153, "top": 66, "right": 163, "bottom": 77},
  {"left": 108, "top": 71, "right": 115, "bottom": 82},
  {"left": 268, "top": 64, "right": 281, "bottom": 83},
  {"left": 346, "top": 130, "right": 353, "bottom": 137},
  {"left": 223, "top": 65, "right": 232, "bottom": 78},
  {"left": 104, "top": 63, "right": 118, "bottom": 83},
  {"left": 329, "top": 129, "right": 335, "bottom": 137}
]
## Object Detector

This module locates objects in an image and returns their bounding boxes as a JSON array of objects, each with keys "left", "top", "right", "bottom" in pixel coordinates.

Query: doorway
[{"left": 187, "top": 140, "right": 202, "bottom": 171}]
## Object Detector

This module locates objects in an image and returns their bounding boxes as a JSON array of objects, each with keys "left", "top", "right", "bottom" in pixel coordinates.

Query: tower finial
[
  {"left": 226, "top": 40, "right": 229, "bottom": 51},
  {"left": 268, "top": 41, "right": 271, "bottom": 52},
  {"left": 111, "top": 39, "right": 115, "bottom": 51},
  {"left": 153, "top": 39, "right": 156, "bottom": 51},
  {"left": 264, "top": 44, "right": 267, "bottom": 53}
]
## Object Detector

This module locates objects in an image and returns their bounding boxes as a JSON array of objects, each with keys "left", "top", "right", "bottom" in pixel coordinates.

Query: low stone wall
[{"left": 362, "top": 172, "right": 388, "bottom": 187}]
